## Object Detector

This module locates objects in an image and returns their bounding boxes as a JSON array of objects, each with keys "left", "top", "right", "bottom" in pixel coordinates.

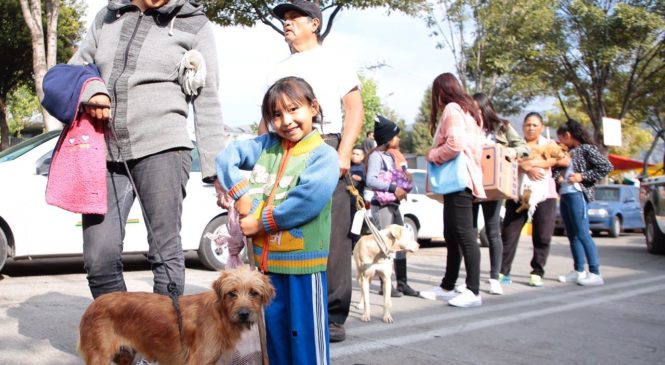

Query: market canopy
[{"left": 608, "top": 154, "right": 650, "bottom": 171}]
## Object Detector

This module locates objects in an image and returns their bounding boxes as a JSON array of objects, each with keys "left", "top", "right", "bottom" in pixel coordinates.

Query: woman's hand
[
  {"left": 557, "top": 155, "right": 571, "bottom": 167},
  {"left": 526, "top": 167, "right": 545, "bottom": 181},
  {"left": 568, "top": 173, "right": 583, "bottom": 183},
  {"left": 84, "top": 94, "right": 111, "bottom": 122},
  {"left": 395, "top": 187, "right": 407, "bottom": 201},
  {"left": 239, "top": 216, "right": 264, "bottom": 237}
]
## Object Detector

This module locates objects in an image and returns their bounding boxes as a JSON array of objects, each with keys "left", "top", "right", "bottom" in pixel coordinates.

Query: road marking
[
  {"left": 346, "top": 274, "right": 665, "bottom": 336},
  {"left": 333, "top": 277, "right": 665, "bottom": 358}
]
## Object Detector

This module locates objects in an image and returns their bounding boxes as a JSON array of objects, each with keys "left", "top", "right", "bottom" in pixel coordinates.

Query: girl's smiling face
[{"left": 270, "top": 96, "right": 319, "bottom": 143}]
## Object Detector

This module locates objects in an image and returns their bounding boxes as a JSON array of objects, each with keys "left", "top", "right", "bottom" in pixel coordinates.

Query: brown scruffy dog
[{"left": 77, "top": 267, "right": 275, "bottom": 365}]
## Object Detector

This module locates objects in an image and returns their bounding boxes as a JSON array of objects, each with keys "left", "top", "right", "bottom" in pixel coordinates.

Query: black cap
[
  {"left": 273, "top": 0, "right": 323, "bottom": 32},
  {"left": 374, "top": 115, "right": 400, "bottom": 146}
]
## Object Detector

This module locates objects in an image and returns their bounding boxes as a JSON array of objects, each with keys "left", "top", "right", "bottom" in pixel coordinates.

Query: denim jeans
[
  {"left": 473, "top": 200, "right": 502, "bottom": 279},
  {"left": 82, "top": 148, "right": 191, "bottom": 298},
  {"left": 559, "top": 192, "right": 600, "bottom": 274},
  {"left": 441, "top": 189, "right": 480, "bottom": 295}
]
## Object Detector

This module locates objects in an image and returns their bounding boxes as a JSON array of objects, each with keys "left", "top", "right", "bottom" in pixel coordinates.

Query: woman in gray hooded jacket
[{"left": 69, "top": 0, "right": 226, "bottom": 299}]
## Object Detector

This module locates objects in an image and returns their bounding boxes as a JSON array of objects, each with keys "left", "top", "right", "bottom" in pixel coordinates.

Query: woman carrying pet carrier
[
  {"left": 500, "top": 112, "right": 563, "bottom": 288},
  {"left": 472, "top": 93, "right": 529, "bottom": 295},
  {"left": 365, "top": 115, "right": 419, "bottom": 297},
  {"left": 554, "top": 119, "right": 613, "bottom": 286}
]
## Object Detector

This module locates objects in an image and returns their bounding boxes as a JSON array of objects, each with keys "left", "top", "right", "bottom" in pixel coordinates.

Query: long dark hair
[
  {"left": 473, "top": 92, "right": 508, "bottom": 135},
  {"left": 429, "top": 73, "right": 482, "bottom": 136},
  {"left": 261, "top": 76, "right": 322, "bottom": 131},
  {"left": 557, "top": 118, "right": 594, "bottom": 145}
]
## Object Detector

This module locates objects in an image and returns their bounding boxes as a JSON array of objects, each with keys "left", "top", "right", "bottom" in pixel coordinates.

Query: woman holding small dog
[
  {"left": 472, "top": 93, "right": 529, "bottom": 295},
  {"left": 500, "top": 112, "right": 563, "bottom": 288},
  {"left": 554, "top": 119, "right": 613, "bottom": 286},
  {"left": 420, "top": 73, "right": 486, "bottom": 308},
  {"left": 215, "top": 76, "right": 339, "bottom": 365},
  {"left": 365, "top": 115, "right": 419, "bottom": 297}
]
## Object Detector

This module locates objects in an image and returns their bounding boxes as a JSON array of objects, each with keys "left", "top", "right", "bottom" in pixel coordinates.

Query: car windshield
[
  {"left": 411, "top": 171, "right": 426, "bottom": 194},
  {"left": 0, "top": 131, "right": 60, "bottom": 163},
  {"left": 595, "top": 188, "right": 620, "bottom": 201}
]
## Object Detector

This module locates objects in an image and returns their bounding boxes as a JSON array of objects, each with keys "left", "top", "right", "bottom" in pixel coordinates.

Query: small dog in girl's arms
[{"left": 517, "top": 142, "right": 568, "bottom": 216}]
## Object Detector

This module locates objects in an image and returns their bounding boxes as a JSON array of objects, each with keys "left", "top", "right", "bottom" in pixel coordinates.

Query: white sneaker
[
  {"left": 448, "top": 289, "right": 482, "bottom": 308},
  {"left": 488, "top": 279, "right": 503, "bottom": 295},
  {"left": 558, "top": 270, "right": 586, "bottom": 283},
  {"left": 577, "top": 273, "right": 604, "bottom": 286},
  {"left": 419, "top": 286, "right": 457, "bottom": 301},
  {"left": 455, "top": 283, "right": 467, "bottom": 293}
]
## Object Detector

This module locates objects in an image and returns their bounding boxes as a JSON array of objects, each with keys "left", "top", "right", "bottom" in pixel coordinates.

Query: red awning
[{"left": 608, "top": 154, "right": 651, "bottom": 171}]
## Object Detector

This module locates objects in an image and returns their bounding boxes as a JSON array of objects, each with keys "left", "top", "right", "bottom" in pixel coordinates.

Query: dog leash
[
  {"left": 104, "top": 116, "right": 186, "bottom": 346},
  {"left": 244, "top": 237, "right": 270, "bottom": 365},
  {"left": 345, "top": 175, "right": 392, "bottom": 257}
]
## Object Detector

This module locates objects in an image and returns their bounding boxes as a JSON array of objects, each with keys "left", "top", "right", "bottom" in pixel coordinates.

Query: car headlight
[{"left": 588, "top": 208, "right": 608, "bottom": 217}]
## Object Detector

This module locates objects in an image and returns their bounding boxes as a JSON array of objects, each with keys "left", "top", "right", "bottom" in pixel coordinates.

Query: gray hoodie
[{"left": 70, "top": 0, "right": 225, "bottom": 181}]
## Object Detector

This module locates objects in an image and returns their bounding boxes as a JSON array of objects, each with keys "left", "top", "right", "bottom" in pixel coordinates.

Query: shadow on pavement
[{"left": 6, "top": 292, "right": 92, "bottom": 358}]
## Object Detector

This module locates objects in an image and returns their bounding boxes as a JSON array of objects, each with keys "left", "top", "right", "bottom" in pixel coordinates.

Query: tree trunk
[
  {"left": 19, "top": 0, "right": 62, "bottom": 132},
  {"left": 0, "top": 97, "right": 9, "bottom": 151}
]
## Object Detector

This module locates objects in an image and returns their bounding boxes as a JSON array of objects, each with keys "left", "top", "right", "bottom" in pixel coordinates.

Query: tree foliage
[
  {"left": 0, "top": 0, "right": 84, "bottom": 149},
  {"left": 201, "top": 0, "right": 427, "bottom": 40},
  {"left": 411, "top": 86, "right": 433, "bottom": 155}
]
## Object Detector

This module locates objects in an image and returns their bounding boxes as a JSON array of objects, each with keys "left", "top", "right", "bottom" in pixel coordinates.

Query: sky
[{"left": 83, "top": 0, "right": 459, "bottom": 127}]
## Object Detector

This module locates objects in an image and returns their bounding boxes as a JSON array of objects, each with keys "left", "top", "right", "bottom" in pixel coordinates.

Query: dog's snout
[{"left": 237, "top": 308, "right": 251, "bottom": 322}]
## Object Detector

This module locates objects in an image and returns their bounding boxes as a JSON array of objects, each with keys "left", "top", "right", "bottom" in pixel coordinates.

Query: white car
[
  {"left": 400, "top": 169, "right": 444, "bottom": 241},
  {"left": 0, "top": 130, "right": 249, "bottom": 272}
]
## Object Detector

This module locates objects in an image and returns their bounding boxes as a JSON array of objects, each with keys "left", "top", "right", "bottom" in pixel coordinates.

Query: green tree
[
  {"left": 536, "top": 0, "right": 665, "bottom": 151},
  {"left": 202, "top": 0, "right": 427, "bottom": 41},
  {"left": 0, "top": 0, "right": 84, "bottom": 148},
  {"left": 426, "top": 0, "right": 555, "bottom": 114},
  {"left": 358, "top": 73, "right": 382, "bottom": 144},
  {"left": 7, "top": 84, "right": 41, "bottom": 138},
  {"left": 410, "top": 87, "right": 433, "bottom": 155}
]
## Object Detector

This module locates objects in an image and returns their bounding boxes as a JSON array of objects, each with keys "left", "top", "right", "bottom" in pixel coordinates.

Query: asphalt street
[{"left": 1, "top": 232, "right": 663, "bottom": 365}]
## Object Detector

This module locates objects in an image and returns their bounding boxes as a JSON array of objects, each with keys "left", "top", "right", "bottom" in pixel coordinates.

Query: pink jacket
[{"left": 426, "top": 103, "right": 486, "bottom": 199}]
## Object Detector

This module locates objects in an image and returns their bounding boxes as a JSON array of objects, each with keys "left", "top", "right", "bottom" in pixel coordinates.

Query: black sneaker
[
  {"left": 397, "top": 282, "right": 420, "bottom": 297},
  {"left": 378, "top": 285, "right": 402, "bottom": 297},
  {"left": 329, "top": 322, "right": 346, "bottom": 343}
]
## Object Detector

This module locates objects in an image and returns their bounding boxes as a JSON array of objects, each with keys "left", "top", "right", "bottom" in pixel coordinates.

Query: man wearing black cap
[{"left": 264, "top": 0, "right": 364, "bottom": 344}]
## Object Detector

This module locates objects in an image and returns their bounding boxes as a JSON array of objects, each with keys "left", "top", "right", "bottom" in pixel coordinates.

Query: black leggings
[{"left": 441, "top": 189, "right": 481, "bottom": 295}]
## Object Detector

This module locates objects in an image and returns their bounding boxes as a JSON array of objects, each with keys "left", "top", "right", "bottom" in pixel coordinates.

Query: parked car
[
  {"left": 399, "top": 169, "right": 444, "bottom": 241},
  {"left": 640, "top": 129, "right": 665, "bottom": 254},
  {"left": 0, "top": 129, "right": 250, "bottom": 272},
  {"left": 554, "top": 184, "right": 645, "bottom": 238}
]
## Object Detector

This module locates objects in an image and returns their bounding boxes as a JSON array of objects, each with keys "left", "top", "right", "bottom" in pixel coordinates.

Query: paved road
[{"left": 1, "top": 233, "right": 663, "bottom": 364}]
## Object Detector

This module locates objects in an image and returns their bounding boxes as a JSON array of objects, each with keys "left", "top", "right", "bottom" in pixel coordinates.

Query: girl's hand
[
  {"left": 213, "top": 180, "right": 231, "bottom": 209},
  {"left": 239, "top": 216, "right": 264, "bottom": 237},
  {"left": 568, "top": 173, "right": 583, "bottom": 183},
  {"left": 557, "top": 155, "right": 571, "bottom": 167},
  {"left": 234, "top": 195, "right": 253, "bottom": 217},
  {"left": 395, "top": 187, "right": 407, "bottom": 201}
]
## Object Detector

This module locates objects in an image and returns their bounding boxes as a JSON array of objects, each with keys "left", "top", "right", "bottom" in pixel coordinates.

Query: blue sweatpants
[{"left": 265, "top": 272, "right": 329, "bottom": 365}]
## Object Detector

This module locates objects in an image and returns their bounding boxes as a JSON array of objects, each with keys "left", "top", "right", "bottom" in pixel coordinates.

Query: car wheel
[
  {"left": 403, "top": 216, "right": 419, "bottom": 241},
  {"left": 608, "top": 216, "right": 621, "bottom": 238},
  {"left": 645, "top": 209, "right": 665, "bottom": 255},
  {"left": 0, "top": 229, "right": 8, "bottom": 272},
  {"left": 198, "top": 215, "right": 247, "bottom": 271},
  {"left": 554, "top": 228, "right": 565, "bottom": 236}
]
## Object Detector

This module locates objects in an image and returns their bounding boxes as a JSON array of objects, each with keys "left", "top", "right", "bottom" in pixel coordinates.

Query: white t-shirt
[{"left": 264, "top": 45, "right": 360, "bottom": 134}]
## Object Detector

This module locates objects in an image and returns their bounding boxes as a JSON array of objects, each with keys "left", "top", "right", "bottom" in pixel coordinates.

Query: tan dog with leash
[{"left": 353, "top": 224, "right": 419, "bottom": 323}]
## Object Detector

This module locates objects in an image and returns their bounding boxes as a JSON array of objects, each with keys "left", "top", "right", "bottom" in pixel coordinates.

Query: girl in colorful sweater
[{"left": 215, "top": 76, "right": 338, "bottom": 365}]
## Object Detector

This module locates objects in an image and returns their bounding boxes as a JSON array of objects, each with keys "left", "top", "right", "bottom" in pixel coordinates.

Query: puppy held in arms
[
  {"left": 77, "top": 267, "right": 275, "bottom": 365},
  {"left": 353, "top": 224, "right": 419, "bottom": 323},
  {"left": 517, "top": 142, "right": 568, "bottom": 217}
]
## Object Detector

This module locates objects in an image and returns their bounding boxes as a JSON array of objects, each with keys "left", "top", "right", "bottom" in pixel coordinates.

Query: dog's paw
[
  {"left": 382, "top": 314, "right": 394, "bottom": 324},
  {"left": 361, "top": 312, "right": 371, "bottom": 322},
  {"left": 355, "top": 301, "right": 364, "bottom": 310}
]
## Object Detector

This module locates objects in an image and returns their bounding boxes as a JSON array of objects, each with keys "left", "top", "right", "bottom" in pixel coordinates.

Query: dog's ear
[
  {"left": 387, "top": 224, "right": 401, "bottom": 240},
  {"left": 212, "top": 271, "right": 228, "bottom": 299},
  {"left": 259, "top": 274, "right": 276, "bottom": 304}
]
